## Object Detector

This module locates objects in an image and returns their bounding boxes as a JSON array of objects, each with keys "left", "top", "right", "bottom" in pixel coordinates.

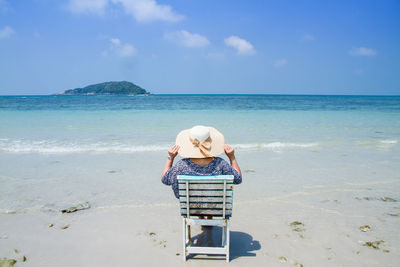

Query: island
[{"left": 60, "top": 81, "right": 150, "bottom": 95}]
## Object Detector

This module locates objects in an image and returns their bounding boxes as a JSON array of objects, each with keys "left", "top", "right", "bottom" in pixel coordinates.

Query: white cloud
[
  {"left": 273, "top": 59, "right": 288, "bottom": 68},
  {"left": 112, "top": 0, "right": 184, "bottom": 22},
  {"left": 302, "top": 34, "right": 315, "bottom": 41},
  {"left": 67, "top": 0, "right": 108, "bottom": 15},
  {"left": 66, "top": 0, "right": 184, "bottom": 22},
  {"left": 349, "top": 47, "right": 376, "bottom": 56},
  {"left": 164, "top": 30, "right": 210, "bottom": 48},
  {"left": 0, "top": 26, "right": 14, "bottom": 39},
  {"left": 109, "top": 38, "right": 136, "bottom": 57},
  {"left": 224, "top": 35, "right": 255, "bottom": 55}
]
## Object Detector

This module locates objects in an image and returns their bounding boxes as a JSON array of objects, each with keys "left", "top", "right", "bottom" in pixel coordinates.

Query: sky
[{"left": 0, "top": 0, "right": 399, "bottom": 95}]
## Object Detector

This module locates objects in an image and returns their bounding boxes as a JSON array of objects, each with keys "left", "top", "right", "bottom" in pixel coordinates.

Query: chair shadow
[{"left": 190, "top": 226, "right": 261, "bottom": 261}]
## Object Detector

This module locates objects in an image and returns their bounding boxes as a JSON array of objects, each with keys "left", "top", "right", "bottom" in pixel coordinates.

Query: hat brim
[{"left": 176, "top": 127, "right": 225, "bottom": 158}]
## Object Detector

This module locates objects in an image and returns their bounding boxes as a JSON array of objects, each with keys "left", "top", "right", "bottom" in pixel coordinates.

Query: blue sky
[{"left": 0, "top": 0, "right": 399, "bottom": 95}]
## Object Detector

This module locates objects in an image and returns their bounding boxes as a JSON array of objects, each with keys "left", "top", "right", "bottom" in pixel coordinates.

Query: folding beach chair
[{"left": 177, "top": 175, "right": 234, "bottom": 262}]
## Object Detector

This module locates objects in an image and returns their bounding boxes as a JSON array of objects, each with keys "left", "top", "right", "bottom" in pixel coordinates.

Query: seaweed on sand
[
  {"left": 0, "top": 258, "right": 17, "bottom": 267},
  {"left": 61, "top": 202, "right": 90, "bottom": 213},
  {"left": 359, "top": 225, "right": 371, "bottom": 232},
  {"left": 289, "top": 221, "right": 305, "bottom": 232},
  {"left": 363, "top": 240, "right": 384, "bottom": 250}
]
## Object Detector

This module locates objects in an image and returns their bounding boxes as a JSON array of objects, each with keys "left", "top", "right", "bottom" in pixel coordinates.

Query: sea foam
[
  {"left": 0, "top": 139, "right": 319, "bottom": 154},
  {"left": 233, "top": 142, "right": 319, "bottom": 151},
  {"left": 380, "top": 140, "right": 398, "bottom": 144},
  {"left": 0, "top": 139, "right": 170, "bottom": 154}
]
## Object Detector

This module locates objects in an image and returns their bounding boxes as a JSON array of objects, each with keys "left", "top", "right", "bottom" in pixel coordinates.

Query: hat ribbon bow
[{"left": 190, "top": 137, "right": 212, "bottom": 157}]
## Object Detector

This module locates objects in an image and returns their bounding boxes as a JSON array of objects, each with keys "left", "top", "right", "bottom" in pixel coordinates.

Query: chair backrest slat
[
  {"left": 185, "top": 181, "right": 189, "bottom": 218},
  {"left": 179, "top": 196, "right": 233, "bottom": 203},
  {"left": 223, "top": 180, "right": 226, "bottom": 218},
  {"left": 177, "top": 175, "right": 234, "bottom": 219}
]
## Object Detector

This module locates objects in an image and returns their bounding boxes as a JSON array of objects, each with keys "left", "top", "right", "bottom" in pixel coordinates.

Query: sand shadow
[
  {"left": 190, "top": 226, "right": 261, "bottom": 260},
  {"left": 230, "top": 230, "right": 261, "bottom": 259}
]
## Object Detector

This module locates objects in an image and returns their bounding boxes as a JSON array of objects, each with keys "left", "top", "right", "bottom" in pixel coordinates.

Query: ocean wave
[
  {"left": 0, "top": 139, "right": 320, "bottom": 154},
  {"left": 233, "top": 142, "right": 319, "bottom": 151},
  {"left": 379, "top": 139, "right": 398, "bottom": 144},
  {"left": 356, "top": 139, "right": 399, "bottom": 147},
  {"left": 0, "top": 139, "right": 171, "bottom": 154}
]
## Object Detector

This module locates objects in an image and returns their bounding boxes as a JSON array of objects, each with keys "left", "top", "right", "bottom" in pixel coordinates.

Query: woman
[{"left": 161, "top": 125, "right": 242, "bottom": 198}]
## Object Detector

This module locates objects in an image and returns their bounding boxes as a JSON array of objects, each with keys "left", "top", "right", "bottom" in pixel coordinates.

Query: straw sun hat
[{"left": 175, "top": 125, "right": 225, "bottom": 158}]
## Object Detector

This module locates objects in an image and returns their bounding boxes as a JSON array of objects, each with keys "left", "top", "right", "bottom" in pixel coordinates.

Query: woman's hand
[
  {"left": 162, "top": 145, "right": 180, "bottom": 178},
  {"left": 168, "top": 144, "right": 180, "bottom": 160},
  {"left": 224, "top": 144, "right": 235, "bottom": 160},
  {"left": 224, "top": 144, "right": 242, "bottom": 177}
]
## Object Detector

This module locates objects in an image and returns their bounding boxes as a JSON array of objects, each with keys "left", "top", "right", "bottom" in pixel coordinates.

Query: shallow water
[{"left": 0, "top": 95, "right": 399, "bottom": 212}]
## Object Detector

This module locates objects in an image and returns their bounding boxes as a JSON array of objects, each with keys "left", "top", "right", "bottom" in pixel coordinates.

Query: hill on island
[{"left": 61, "top": 81, "right": 149, "bottom": 95}]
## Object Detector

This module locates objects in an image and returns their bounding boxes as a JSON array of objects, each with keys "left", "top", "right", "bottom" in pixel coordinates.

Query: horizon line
[{"left": 0, "top": 93, "right": 400, "bottom": 97}]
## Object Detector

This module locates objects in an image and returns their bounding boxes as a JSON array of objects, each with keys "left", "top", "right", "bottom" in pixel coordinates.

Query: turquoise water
[
  {"left": 1, "top": 95, "right": 400, "bottom": 111},
  {"left": 1, "top": 95, "right": 399, "bottom": 212},
  {"left": 0, "top": 95, "right": 399, "bottom": 153}
]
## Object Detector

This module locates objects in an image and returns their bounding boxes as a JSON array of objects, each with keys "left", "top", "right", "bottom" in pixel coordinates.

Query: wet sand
[
  {"left": 1, "top": 144, "right": 400, "bottom": 266},
  {"left": 1, "top": 184, "right": 399, "bottom": 267}
]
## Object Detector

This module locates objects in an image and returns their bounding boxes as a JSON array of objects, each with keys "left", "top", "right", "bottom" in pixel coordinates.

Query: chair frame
[{"left": 177, "top": 175, "right": 234, "bottom": 262}]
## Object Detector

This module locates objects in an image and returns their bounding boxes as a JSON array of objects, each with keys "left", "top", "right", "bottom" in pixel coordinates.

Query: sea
[{"left": 0, "top": 95, "right": 399, "bottom": 213}]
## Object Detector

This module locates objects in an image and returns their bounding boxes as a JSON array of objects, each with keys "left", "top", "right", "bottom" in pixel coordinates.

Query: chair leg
[
  {"left": 226, "top": 221, "right": 230, "bottom": 262},
  {"left": 221, "top": 226, "right": 225, "bottom": 246},
  {"left": 188, "top": 225, "right": 191, "bottom": 245},
  {"left": 182, "top": 218, "right": 187, "bottom": 261}
]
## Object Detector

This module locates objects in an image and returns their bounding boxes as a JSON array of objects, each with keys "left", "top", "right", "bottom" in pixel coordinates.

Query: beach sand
[
  {"left": 1, "top": 193, "right": 399, "bottom": 266},
  {"left": 1, "top": 149, "right": 400, "bottom": 266},
  {"left": 0, "top": 152, "right": 400, "bottom": 266}
]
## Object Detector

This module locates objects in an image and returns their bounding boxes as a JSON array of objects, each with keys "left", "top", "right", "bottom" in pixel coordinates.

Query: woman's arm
[
  {"left": 161, "top": 145, "right": 180, "bottom": 178},
  {"left": 224, "top": 144, "right": 242, "bottom": 177}
]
